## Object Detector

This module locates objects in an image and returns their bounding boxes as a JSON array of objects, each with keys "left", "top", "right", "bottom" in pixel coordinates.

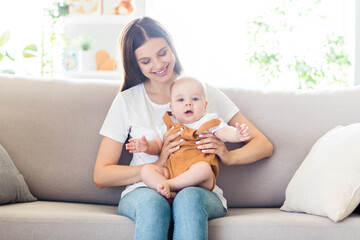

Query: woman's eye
[
  {"left": 141, "top": 60, "right": 150, "bottom": 65},
  {"left": 159, "top": 50, "right": 167, "bottom": 57}
]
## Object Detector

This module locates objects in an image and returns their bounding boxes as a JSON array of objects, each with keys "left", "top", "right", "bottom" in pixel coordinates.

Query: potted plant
[{"left": 76, "top": 36, "right": 93, "bottom": 72}]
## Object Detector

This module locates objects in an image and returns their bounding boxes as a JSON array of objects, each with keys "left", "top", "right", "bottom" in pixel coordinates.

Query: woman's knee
[
  {"left": 172, "top": 187, "right": 207, "bottom": 213},
  {"left": 119, "top": 188, "right": 172, "bottom": 240},
  {"left": 119, "top": 188, "right": 171, "bottom": 220},
  {"left": 138, "top": 189, "right": 171, "bottom": 217}
]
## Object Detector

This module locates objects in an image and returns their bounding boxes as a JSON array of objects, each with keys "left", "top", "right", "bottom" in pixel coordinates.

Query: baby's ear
[{"left": 205, "top": 101, "right": 208, "bottom": 110}]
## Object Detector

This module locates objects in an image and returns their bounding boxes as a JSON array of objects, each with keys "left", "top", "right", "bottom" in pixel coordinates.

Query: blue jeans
[{"left": 118, "top": 187, "right": 226, "bottom": 240}]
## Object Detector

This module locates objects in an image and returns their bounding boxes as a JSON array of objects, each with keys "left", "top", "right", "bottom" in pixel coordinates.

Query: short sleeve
[
  {"left": 201, "top": 113, "right": 229, "bottom": 133},
  {"left": 99, "top": 93, "right": 130, "bottom": 143},
  {"left": 156, "top": 124, "right": 167, "bottom": 142},
  {"left": 205, "top": 84, "right": 239, "bottom": 123}
]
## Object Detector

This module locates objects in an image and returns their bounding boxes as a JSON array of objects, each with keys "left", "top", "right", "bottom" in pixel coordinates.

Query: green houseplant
[
  {"left": 0, "top": 30, "right": 38, "bottom": 74},
  {"left": 246, "top": 0, "right": 351, "bottom": 89}
]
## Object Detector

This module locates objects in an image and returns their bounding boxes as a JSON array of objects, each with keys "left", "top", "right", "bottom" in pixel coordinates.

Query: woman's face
[{"left": 134, "top": 38, "right": 177, "bottom": 84}]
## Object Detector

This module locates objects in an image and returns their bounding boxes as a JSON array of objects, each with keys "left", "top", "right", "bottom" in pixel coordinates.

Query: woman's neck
[
  {"left": 143, "top": 74, "right": 178, "bottom": 105},
  {"left": 143, "top": 80, "right": 172, "bottom": 105}
]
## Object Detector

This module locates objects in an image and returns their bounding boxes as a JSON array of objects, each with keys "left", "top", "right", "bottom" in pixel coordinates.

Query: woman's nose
[{"left": 153, "top": 58, "right": 162, "bottom": 69}]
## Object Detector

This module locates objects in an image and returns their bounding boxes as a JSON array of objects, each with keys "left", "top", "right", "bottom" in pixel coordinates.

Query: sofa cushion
[
  {"left": 0, "top": 201, "right": 133, "bottom": 240},
  {"left": 208, "top": 208, "right": 360, "bottom": 240},
  {"left": 0, "top": 75, "right": 126, "bottom": 205},
  {"left": 218, "top": 86, "right": 360, "bottom": 207},
  {"left": 280, "top": 123, "right": 360, "bottom": 222},
  {"left": 0, "top": 143, "right": 37, "bottom": 205},
  {"left": 1, "top": 75, "right": 360, "bottom": 207},
  {"left": 1, "top": 202, "right": 360, "bottom": 240}
]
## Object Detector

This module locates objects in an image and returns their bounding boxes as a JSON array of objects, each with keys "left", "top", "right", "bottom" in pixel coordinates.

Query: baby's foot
[{"left": 157, "top": 182, "right": 171, "bottom": 198}]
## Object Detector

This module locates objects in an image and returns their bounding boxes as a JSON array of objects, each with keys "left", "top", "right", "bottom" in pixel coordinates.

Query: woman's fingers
[
  {"left": 167, "top": 139, "right": 183, "bottom": 153},
  {"left": 163, "top": 128, "right": 182, "bottom": 144}
]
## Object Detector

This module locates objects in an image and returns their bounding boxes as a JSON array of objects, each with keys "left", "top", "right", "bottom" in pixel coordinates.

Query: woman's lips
[{"left": 153, "top": 65, "right": 169, "bottom": 77}]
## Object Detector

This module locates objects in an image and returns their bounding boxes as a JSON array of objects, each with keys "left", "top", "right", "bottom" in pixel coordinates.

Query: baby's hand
[
  {"left": 235, "top": 123, "right": 251, "bottom": 142},
  {"left": 125, "top": 135, "right": 149, "bottom": 153}
]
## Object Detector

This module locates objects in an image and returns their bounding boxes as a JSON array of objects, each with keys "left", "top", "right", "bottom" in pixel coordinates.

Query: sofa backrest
[{"left": 1, "top": 75, "right": 360, "bottom": 207}]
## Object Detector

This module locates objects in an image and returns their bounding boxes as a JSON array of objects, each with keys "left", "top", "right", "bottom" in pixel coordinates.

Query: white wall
[{"left": 356, "top": 0, "right": 360, "bottom": 85}]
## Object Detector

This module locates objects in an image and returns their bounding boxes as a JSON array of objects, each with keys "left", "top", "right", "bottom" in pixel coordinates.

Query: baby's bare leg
[
  {"left": 141, "top": 164, "right": 168, "bottom": 192},
  {"left": 166, "top": 161, "right": 214, "bottom": 192}
]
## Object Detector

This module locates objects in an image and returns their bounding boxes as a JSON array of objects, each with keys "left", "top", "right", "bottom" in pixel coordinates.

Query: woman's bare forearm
[
  {"left": 94, "top": 136, "right": 143, "bottom": 188},
  {"left": 222, "top": 112, "right": 273, "bottom": 165},
  {"left": 94, "top": 164, "right": 143, "bottom": 188},
  {"left": 223, "top": 136, "right": 273, "bottom": 165}
]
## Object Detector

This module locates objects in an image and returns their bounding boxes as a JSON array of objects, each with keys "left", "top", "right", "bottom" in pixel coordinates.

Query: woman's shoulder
[{"left": 117, "top": 83, "right": 144, "bottom": 99}]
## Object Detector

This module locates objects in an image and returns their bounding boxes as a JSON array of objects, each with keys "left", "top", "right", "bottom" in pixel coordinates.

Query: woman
[{"left": 94, "top": 16, "right": 273, "bottom": 240}]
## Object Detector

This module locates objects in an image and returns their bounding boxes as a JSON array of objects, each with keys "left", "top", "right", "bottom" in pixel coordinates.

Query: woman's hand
[
  {"left": 196, "top": 133, "right": 233, "bottom": 165},
  {"left": 155, "top": 127, "right": 183, "bottom": 166}
]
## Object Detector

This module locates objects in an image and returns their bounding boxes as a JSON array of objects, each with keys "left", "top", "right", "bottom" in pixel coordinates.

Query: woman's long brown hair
[{"left": 119, "top": 17, "right": 183, "bottom": 92}]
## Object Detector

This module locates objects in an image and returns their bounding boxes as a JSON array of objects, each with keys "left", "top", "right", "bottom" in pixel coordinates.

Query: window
[{"left": 147, "top": 0, "right": 356, "bottom": 89}]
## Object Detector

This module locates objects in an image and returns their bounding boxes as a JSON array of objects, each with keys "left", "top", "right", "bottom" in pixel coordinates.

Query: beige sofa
[{"left": 1, "top": 74, "right": 360, "bottom": 240}]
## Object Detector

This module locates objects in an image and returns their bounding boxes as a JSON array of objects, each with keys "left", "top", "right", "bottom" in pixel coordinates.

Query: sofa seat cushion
[
  {"left": 209, "top": 208, "right": 360, "bottom": 240},
  {"left": 1, "top": 202, "right": 360, "bottom": 240},
  {"left": 0, "top": 201, "right": 134, "bottom": 240}
]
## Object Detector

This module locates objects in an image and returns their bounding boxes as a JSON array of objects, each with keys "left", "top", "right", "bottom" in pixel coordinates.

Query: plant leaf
[
  {"left": 0, "top": 30, "right": 10, "bottom": 46},
  {"left": 5, "top": 51, "right": 15, "bottom": 61},
  {"left": 0, "top": 53, "right": 3, "bottom": 62},
  {"left": 1, "top": 69, "right": 15, "bottom": 74},
  {"left": 23, "top": 44, "right": 38, "bottom": 58}
]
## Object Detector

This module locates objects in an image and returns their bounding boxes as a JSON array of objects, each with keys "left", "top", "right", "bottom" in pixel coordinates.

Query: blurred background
[{"left": 0, "top": 0, "right": 358, "bottom": 89}]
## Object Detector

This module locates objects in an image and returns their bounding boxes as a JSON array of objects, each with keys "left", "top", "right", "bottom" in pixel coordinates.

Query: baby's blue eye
[
  {"left": 177, "top": 98, "right": 184, "bottom": 102},
  {"left": 192, "top": 97, "right": 199, "bottom": 101}
]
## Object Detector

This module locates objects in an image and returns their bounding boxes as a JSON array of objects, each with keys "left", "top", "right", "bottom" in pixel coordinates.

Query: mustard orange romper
[{"left": 162, "top": 112, "right": 222, "bottom": 190}]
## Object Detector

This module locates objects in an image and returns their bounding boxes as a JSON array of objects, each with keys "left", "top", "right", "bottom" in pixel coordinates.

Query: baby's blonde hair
[{"left": 170, "top": 75, "right": 207, "bottom": 100}]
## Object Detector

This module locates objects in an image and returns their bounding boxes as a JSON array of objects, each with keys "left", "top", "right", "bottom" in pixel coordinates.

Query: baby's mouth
[{"left": 184, "top": 110, "right": 193, "bottom": 115}]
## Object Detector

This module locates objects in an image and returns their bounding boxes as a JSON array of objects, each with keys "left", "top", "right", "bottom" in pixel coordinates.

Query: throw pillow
[
  {"left": 0, "top": 143, "right": 37, "bottom": 205},
  {"left": 280, "top": 123, "right": 360, "bottom": 222}
]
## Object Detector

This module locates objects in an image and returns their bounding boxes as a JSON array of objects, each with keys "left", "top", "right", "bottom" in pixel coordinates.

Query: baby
[{"left": 125, "top": 77, "right": 251, "bottom": 198}]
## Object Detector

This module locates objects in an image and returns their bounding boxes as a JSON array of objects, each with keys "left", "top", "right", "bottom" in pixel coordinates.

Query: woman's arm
[
  {"left": 94, "top": 136, "right": 143, "bottom": 188},
  {"left": 94, "top": 131, "right": 182, "bottom": 189},
  {"left": 197, "top": 112, "right": 273, "bottom": 165}
]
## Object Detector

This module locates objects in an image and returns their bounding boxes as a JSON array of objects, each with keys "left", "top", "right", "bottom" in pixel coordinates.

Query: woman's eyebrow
[
  {"left": 137, "top": 46, "right": 168, "bottom": 62},
  {"left": 157, "top": 46, "right": 167, "bottom": 53}
]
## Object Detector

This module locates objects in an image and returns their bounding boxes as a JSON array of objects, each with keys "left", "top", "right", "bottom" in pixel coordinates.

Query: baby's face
[{"left": 170, "top": 78, "right": 207, "bottom": 124}]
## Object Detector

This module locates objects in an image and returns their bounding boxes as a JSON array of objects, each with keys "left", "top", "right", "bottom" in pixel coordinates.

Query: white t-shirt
[{"left": 100, "top": 82, "right": 239, "bottom": 209}]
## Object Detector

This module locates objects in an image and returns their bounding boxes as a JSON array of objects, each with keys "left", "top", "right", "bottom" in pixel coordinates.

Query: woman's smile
[{"left": 153, "top": 64, "right": 169, "bottom": 77}]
